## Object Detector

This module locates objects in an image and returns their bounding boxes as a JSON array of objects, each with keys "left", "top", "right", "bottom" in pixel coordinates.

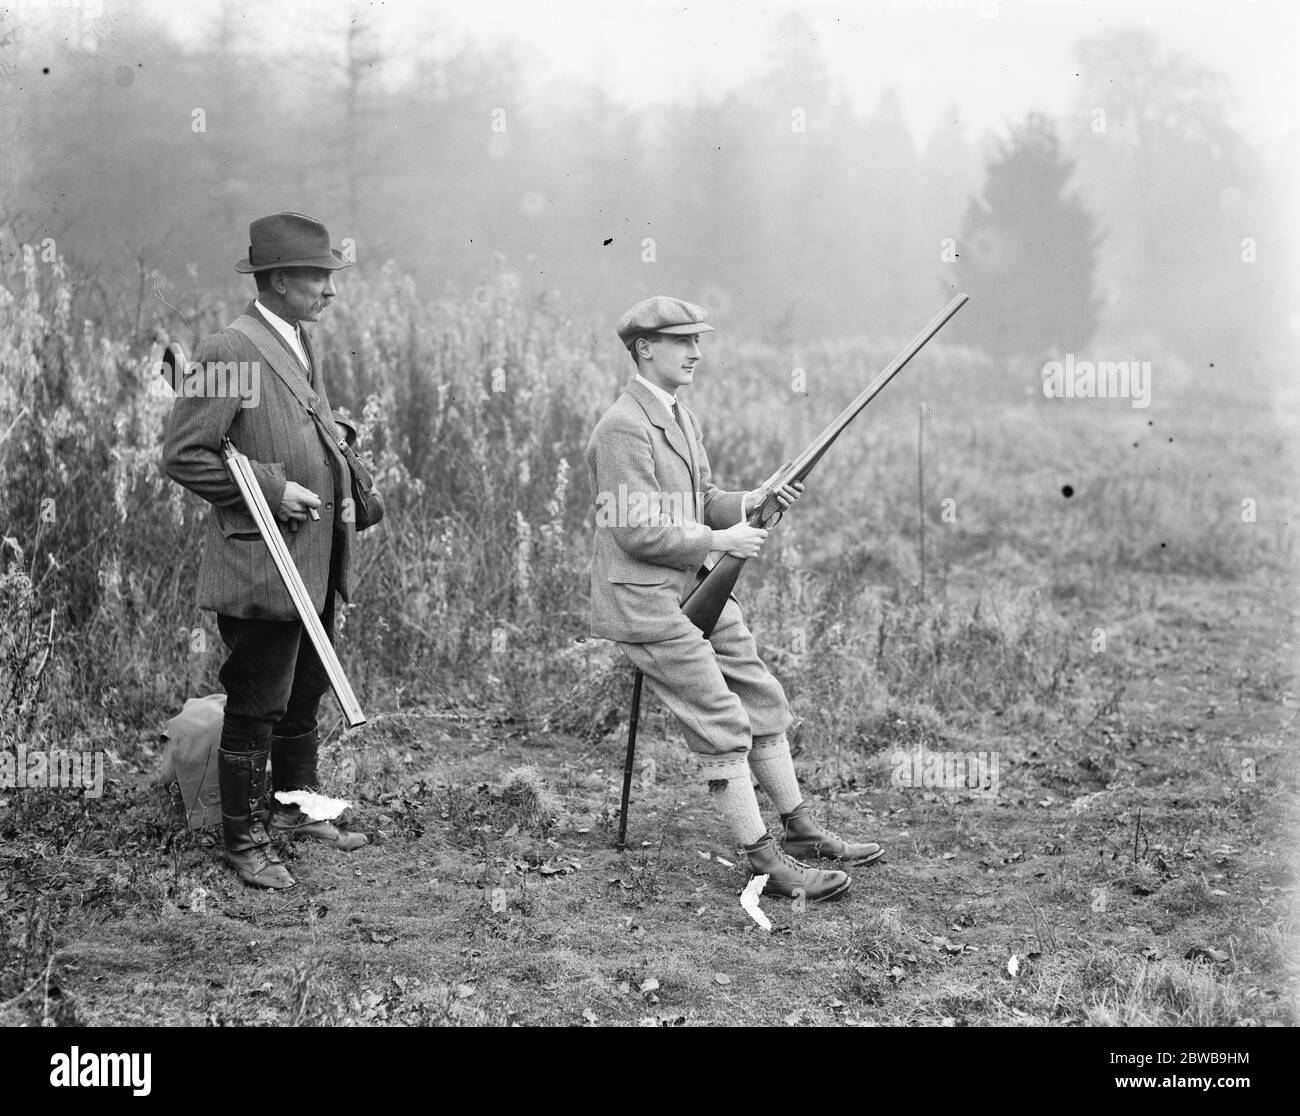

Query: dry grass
[{"left": 0, "top": 242, "right": 1296, "bottom": 1026}]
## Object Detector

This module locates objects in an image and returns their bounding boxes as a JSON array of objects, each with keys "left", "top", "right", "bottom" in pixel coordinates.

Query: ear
[{"left": 635, "top": 337, "right": 652, "bottom": 361}]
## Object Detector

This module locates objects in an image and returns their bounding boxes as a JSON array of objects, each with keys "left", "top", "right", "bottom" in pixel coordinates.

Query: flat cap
[{"left": 616, "top": 296, "right": 715, "bottom": 348}]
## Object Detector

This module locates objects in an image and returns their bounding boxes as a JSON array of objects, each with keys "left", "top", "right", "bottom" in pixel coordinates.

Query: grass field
[{"left": 1, "top": 260, "right": 1296, "bottom": 1026}]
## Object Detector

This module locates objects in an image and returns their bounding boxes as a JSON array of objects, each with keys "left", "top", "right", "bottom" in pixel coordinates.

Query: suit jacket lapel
[
  {"left": 676, "top": 401, "right": 703, "bottom": 516},
  {"left": 626, "top": 379, "right": 695, "bottom": 480},
  {"left": 229, "top": 310, "right": 353, "bottom": 480},
  {"left": 249, "top": 302, "right": 312, "bottom": 380},
  {"left": 230, "top": 306, "right": 317, "bottom": 413}
]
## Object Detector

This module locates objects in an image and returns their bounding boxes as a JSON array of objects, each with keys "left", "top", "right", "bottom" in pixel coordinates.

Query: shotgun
[{"left": 681, "top": 292, "right": 969, "bottom": 635}]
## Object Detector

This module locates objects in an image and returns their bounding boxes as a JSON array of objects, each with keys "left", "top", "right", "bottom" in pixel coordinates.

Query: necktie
[{"left": 671, "top": 401, "right": 688, "bottom": 437}]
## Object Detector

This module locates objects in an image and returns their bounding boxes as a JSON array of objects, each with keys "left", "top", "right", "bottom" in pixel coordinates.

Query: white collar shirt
[
  {"left": 635, "top": 373, "right": 680, "bottom": 418},
  {"left": 255, "top": 299, "right": 311, "bottom": 374}
]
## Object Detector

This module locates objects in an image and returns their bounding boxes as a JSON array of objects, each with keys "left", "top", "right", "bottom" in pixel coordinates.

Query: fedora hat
[{"left": 235, "top": 212, "right": 351, "bottom": 274}]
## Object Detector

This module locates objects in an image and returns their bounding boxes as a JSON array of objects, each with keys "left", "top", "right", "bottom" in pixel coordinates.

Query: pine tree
[{"left": 955, "top": 113, "right": 1101, "bottom": 367}]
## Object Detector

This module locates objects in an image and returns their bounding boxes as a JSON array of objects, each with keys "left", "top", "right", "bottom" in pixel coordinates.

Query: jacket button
[{"left": 324, "top": 503, "right": 332, "bottom": 510}]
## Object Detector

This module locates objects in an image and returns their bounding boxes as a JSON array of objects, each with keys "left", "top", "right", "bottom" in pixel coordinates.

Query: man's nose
[{"left": 322, "top": 276, "right": 336, "bottom": 297}]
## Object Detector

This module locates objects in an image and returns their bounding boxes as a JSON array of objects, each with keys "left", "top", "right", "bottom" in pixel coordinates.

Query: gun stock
[{"left": 679, "top": 293, "right": 968, "bottom": 637}]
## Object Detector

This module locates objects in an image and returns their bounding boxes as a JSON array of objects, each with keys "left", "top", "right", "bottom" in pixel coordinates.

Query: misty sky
[{"left": 127, "top": 0, "right": 1299, "bottom": 155}]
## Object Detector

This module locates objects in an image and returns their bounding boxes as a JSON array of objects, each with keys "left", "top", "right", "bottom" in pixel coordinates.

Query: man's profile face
[
  {"left": 276, "top": 267, "right": 337, "bottom": 323},
  {"left": 638, "top": 333, "right": 702, "bottom": 394}
]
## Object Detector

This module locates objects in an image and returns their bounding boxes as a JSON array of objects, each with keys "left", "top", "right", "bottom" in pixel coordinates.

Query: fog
[{"left": 1, "top": 0, "right": 1295, "bottom": 366}]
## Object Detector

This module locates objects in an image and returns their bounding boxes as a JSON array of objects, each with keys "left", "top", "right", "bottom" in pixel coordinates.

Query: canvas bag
[{"left": 157, "top": 693, "right": 226, "bottom": 829}]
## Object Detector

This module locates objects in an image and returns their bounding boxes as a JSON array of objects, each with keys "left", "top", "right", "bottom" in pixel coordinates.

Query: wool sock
[
  {"left": 699, "top": 755, "right": 767, "bottom": 846},
  {"left": 749, "top": 732, "right": 805, "bottom": 816}
]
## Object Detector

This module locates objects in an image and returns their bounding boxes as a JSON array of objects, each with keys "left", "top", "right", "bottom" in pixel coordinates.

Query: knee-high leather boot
[{"left": 219, "top": 747, "right": 296, "bottom": 889}]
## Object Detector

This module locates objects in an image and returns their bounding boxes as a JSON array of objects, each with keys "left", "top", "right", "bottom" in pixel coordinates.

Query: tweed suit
[
  {"left": 586, "top": 378, "right": 791, "bottom": 759},
  {"left": 162, "top": 303, "right": 352, "bottom": 620},
  {"left": 163, "top": 302, "right": 352, "bottom": 732}
]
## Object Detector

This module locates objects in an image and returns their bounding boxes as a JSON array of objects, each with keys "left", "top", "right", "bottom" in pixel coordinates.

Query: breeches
[
  {"left": 217, "top": 586, "right": 336, "bottom": 739},
  {"left": 617, "top": 596, "right": 791, "bottom": 758}
]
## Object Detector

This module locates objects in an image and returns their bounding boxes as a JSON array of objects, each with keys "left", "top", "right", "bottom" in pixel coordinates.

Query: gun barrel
[
  {"left": 787, "top": 292, "right": 969, "bottom": 483},
  {"left": 680, "top": 293, "right": 969, "bottom": 636},
  {"left": 222, "top": 439, "right": 366, "bottom": 727}
]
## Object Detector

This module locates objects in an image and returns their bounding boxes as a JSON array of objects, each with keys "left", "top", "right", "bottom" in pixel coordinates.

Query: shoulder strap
[
  {"left": 228, "top": 316, "right": 317, "bottom": 412},
  {"left": 229, "top": 316, "right": 352, "bottom": 461}
]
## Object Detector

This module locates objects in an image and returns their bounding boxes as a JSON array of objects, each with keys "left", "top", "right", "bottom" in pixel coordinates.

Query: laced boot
[
  {"left": 781, "top": 799, "right": 883, "bottom": 865},
  {"left": 219, "top": 747, "right": 295, "bottom": 889},
  {"left": 744, "top": 832, "right": 851, "bottom": 902},
  {"left": 268, "top": 728, "right": 367, "bottom": 851}
]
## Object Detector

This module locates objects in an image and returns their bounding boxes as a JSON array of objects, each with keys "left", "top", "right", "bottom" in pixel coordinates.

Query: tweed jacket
[
  {"left": 586, "top": 378, "right": 747, "bottom": 643},
  {"left": 161, "top": 302, "right": 352, "bottom": 620}
]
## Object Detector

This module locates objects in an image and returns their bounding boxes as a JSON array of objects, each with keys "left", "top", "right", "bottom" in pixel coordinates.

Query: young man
[
  {"left": 586, "top": 296, "right": 883, "bottom": 902},
  {"left": 162, "top": 212, "right": 367, "bottom": 890}
]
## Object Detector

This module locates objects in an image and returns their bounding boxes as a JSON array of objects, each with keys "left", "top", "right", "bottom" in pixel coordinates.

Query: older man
[
  {"left": 162, "top": 212, "right": 366, "bottom": 890},
  {"left": 587, "top": 296, "right": 883, "bottom": 904}
]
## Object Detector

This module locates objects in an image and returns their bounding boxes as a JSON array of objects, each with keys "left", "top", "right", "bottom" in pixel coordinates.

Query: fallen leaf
[
  {"left": 1007, "top": 954, "right": 1020, "bottom": 977},
  {"left": 639, "top": 977, "right": 660, "bottom": 994},
  {"left": 582, "top": 1008, "right": 598, "bottom": 1024},
  {"left": 783, "top": 1010, "right": 804, "bottom": 1025},
  {"left": 714, "top": 973, "right": 731, "bottom": 986}
]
